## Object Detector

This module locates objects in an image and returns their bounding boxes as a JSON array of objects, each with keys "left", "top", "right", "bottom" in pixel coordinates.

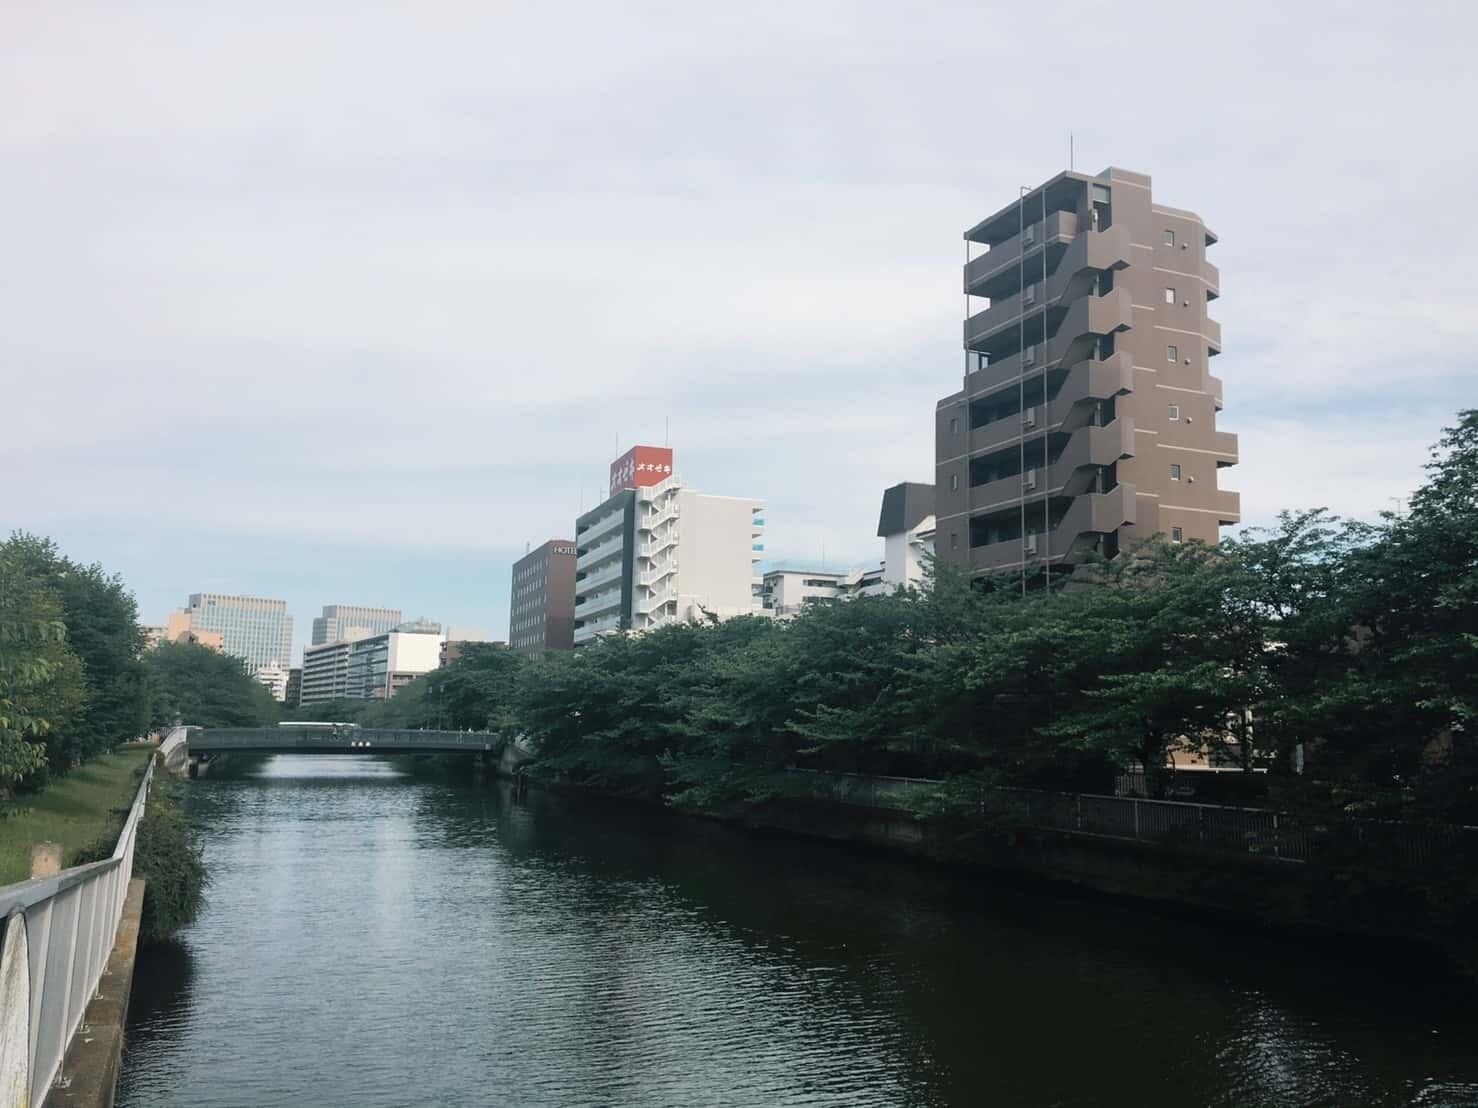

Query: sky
[{"left": 3, "top": 1, "right": 1475, "bottom": 662}]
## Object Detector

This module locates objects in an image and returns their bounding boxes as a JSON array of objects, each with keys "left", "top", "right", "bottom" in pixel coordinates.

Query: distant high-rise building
[
  {"left": 936, "top": 167, "right": 1238, "bottom": 579},
  {"left": 510, "top": 540, "right": 576, "bottom": 656},
  {"left": 185, "top": 593, "right": 292, "bottom": 674},
  {"left": 573, "top": 447, "right": 764, "bottom": 646},
  {"left": 311, "top": 604, "right": 402, "bottom": 646},
  {"left": 254, "top": 662, "right": 291, "bottom": 703},
  {"left": 285, "top": 667, "right": 302, "bottom": 707}
]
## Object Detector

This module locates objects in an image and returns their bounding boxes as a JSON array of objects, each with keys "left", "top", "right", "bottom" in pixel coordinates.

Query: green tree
[{"left": 145, "top": 641, "right": 279, "bottom": 728}]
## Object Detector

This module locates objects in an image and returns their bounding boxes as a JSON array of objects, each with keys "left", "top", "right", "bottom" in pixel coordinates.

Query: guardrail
[
  {"left": 0, "top": 737, "right": 163, "bottom": 1106},
  {"left": 190, "top": 727, "right": 499, "bottom": 752},
  {"left": 777, "top": 769, "right": 1478, "bottom": 869}
]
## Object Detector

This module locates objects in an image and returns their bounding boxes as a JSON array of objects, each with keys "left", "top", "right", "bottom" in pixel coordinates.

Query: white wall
[
  {"left": 676, "top": 490, "right": 762, "bottom": 618},
  {"left": 385, "top": 631, "right": 442, "bottom": 676}
]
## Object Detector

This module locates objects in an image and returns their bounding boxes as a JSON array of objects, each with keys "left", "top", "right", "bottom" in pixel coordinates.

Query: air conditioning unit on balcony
[
  {"left": 1022, "top": 285, "right": 1036, "bottom": 306},
  {"left": 1024, "top": 534, "right": 1038, "bottom": 555},
  {"left": 1022, "top": 406, "right": 1037, "bottom": 429},
  {"left": 1023, "top": 226, "right": 1035, "bottom": 245},
  {"left": 1022, "top": 467, "right": 1037, "bottom": 491},
  {"left": 1023, "top": 344, "right": 1035, "bottom": 366}
]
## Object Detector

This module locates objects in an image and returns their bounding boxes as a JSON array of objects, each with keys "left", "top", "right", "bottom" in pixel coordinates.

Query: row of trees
[
  {"left": 378, "top": 411, "right": 1476, "bottom": 823},
  {"left": 0, "top": 534, "right": 278, "bottom": 804}
]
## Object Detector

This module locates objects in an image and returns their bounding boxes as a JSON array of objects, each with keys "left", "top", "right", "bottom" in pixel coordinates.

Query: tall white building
[
  {"left": 254, "top": 662, "right": 291, "bottom": 702},
  {"left": 573, "top": 446, "right": 764, "bottom": 646},
  {"left": 184, "top": 593, "right": 292, "bottom": 675}
]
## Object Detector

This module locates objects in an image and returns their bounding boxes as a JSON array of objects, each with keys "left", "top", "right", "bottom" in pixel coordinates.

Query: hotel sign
[{"left": 610, "top": 446, "right": 674, "bottom": 493}]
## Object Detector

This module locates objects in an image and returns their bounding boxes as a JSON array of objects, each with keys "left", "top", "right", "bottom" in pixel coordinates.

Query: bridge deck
[{"left": 189, "top": 727, "right": 502, "bottom": 755}]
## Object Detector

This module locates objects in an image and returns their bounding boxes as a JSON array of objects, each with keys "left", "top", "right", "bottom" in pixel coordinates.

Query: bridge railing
[
  {"left": 189, "top": 727, "right": 499, "bottom": 751},
  {"left": 0, "top": 733, "right": 166, "bottom": 1106}
]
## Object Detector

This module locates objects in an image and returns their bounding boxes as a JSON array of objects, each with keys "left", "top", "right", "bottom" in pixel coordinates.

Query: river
[{"left": 117, "top": 755, "right": 1478, "bottom": 1107}]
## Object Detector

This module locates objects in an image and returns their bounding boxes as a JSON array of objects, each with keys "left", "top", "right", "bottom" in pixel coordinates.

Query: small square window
[
  {"left": 1172, "top": 527, "right": 1184, "bottom": 543},
  {"left": 1164, "top": 229, "right": 1175, "bottom": 246},
  {"left": 1168, "top": 404, "right": 1180, "bottom": 420},
  {"left": 1164, "top": 287, "right": 1176, "bottom": 304},
  {"left": 1167, "top": 345, "right": 1178, "bottom": 362},
  {"left": 949, "top": 417, "right": 959, "bottom": 435},
  {"left": 949, "top": 474, "right": 959, "bottom": 491},
  {"left": 1169, "top": 464, "right": 1182, "bottom": 481}
]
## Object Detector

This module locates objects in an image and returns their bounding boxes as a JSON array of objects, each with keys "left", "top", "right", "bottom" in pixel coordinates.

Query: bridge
[{"left": 187, "top": 726, "right": 503, "bottom": 756}]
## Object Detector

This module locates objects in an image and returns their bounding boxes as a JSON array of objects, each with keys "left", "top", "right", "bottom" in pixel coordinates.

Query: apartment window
[
  {"left": 950, "top": 532, "right": 960, "bottom": 550},
  {"left": 949, "top": 417, "right": 959, "bottom": 435},
  {"left": 1167, "top": 345, "right": 1178, "bottom": 362},
  {"left": 1172, "top": 527, "right": 1184, "bottom": 543},
  {"left": 1164, "top": 287, "right": 1176, "bottom": 304},
  {"left": 949, "top": 474, "right": 959, "bottom": 491},
  {"left": 1170, "top": 463, "right": 1182, "bottom": 481},
  {"left": 1164, "top": 229, "right": 1175, "bottom": 246},
  {"left": 1168, "top": 404, "right": 1180, "bottom": 420}
]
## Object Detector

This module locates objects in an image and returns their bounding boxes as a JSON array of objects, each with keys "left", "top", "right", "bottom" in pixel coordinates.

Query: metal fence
[
  {"left": 190, "top": 726, "right": 499, "bottom": 753},
  {"left": 779, "top": 769, "right": 1478, "bottom": 870},
  {"left": 0, "top": 737, "right": 162, "bottom": 1107}
]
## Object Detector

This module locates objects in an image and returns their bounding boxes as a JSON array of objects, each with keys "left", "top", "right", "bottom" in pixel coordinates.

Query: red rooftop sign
[{"left": 610, "top": 445, "right": 674, "bottom": 493}]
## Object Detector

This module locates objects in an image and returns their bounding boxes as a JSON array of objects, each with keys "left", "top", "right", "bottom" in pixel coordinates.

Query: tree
[
  {"left": 0, "top": 546, "right": 85, "bottom": 797},
  {"left": 145, "top": 641, "right": 279, "bottom": 728}
]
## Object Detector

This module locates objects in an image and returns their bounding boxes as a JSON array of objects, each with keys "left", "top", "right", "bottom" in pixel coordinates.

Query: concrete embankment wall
[{"left": 508, "top": 766, "right": 1477, "bottom": 980}]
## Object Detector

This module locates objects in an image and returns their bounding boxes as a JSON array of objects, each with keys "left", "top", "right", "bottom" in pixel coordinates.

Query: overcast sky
[{"left": 3, "top": 1, "right": 1474, "bottom": 659}]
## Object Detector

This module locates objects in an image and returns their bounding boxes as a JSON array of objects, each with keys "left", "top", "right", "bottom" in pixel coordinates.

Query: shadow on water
[{"left": 117, "top": 757, "right": 1478, "bottom": 1108}]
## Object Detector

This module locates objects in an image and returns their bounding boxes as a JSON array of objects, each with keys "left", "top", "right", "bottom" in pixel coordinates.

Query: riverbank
[
  {"left": 0, "top": 746, "right": 154, "bottom": 883},
  {"left": 516, "top": 767, "right": 1478, "bottom": 983}
]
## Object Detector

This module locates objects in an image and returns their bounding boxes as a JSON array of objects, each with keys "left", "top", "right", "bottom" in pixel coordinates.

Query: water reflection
[{"left": 119, "top": 756, "right": 1478, "bottom": 1107}]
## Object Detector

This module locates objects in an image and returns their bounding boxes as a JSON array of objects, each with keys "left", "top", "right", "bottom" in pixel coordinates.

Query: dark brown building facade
[
  {"left": 935, "top": 166, "right": 1239, "bottom": 578},
  {"left": 509, "top": 539, "right": 577, "bottom": 655}
]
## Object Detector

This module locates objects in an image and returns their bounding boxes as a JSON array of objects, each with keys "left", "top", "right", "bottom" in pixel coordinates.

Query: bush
[{"left": 131, "top": 775, "right": 209, "bottom": 941}]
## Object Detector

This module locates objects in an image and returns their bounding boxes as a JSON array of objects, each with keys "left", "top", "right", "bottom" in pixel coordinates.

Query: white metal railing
[{"left": 0, "top": 729, "right": 172, "bottom": 1106}]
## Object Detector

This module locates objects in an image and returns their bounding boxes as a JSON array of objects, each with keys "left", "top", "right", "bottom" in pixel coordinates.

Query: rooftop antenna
[
  {"left": 664, "top": 415, "right": 669, "bottom": 447},
  {"left": 1069, "top": 132, "right": 1074, "bottom": 171}
]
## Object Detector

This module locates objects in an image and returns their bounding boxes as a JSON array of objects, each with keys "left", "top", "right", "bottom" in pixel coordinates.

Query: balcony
[
  {"left": 970, "top": 483, "right": 1137, "bottom": 572},
  {"left": 1210, "top": 430, "right": 1239, "bottom": 465},
  {"left": 1205, "top": 316, "right": 1222, "bottom": 355},
  {"left": 1203, "top": 261, "right": 1220, "bottom": 300},
  {"left": 963, "top": 210, "right": 1079, "bottom": 295},
  {"left": 639, "top": 500, "right": 679, "bottom": 532},
  {"left": 967, "top": 420, "right": 1135, "bottom": 511},
  {"left": 639, "top": 529, "right": 679, "bottom": 558},
  {"left": 1208, "top": 375, "right": 1224, "bottom": 411},
  {"left": 575, "top": 535, "right": 624, "bottom": 573},
  {"left": 578, "top": 589, "right": 622, "bottom": 620},
  {"left": 573, "top": 613, "right": 620, "bottom": 645},
  {"left": 579, "top": 509, "right": 624, "bottom": 545},
  {"left": 638, "top": 562, "right": 677, "bottom": 586},
  {"left": 579, "top": 561, "right": 622, "bottom": 591},
  {"left": 967, "top": 352, "right": 1135, "bottom": 447},
  {"left": 1214, "top": 487, "right": 1241, "bottom": 526}
]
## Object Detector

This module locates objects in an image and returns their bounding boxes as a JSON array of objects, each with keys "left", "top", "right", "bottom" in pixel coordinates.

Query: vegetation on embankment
[
  {"left": 129, "top": 773, "right": 208, "bottom": 941},
  {"left": 380, "top": 410, "right": 1478, "bottom": 831},
  {"left": 0, "top": 745, "right": 152, "bottom": 883}
]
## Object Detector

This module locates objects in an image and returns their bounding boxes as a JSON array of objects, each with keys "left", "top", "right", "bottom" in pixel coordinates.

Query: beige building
[
  {"left": 935, "top": 167, "right": 1239, "bottom": 580},
  {"left": 144, "top": 611, "right": 225, "bottom": 652}
]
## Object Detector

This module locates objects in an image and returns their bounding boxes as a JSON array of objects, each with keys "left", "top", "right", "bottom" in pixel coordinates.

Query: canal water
[{"left": 118, "top": 756, "right": 1478, "bottom": 1107}]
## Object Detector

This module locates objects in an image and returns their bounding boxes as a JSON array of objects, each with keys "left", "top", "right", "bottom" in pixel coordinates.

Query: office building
[
  {"left": 935, "top": 167, "right": 1239, "bottom": 579},
  {"left": 184, "top": 593, "right": 292, "bottom": 674},
  {"left": 254, "top": 662, "right": 291, "bottom": 702},
  {"left": 510, "top": 540, "right": 577, "bottom": 656},
  {"left": 311, "top": 604, "right": 402, "bottom": 646},
  {"left": 573, "top": 446, "right": 764, "bottom": 646},
  {"left": 285, "top": 667, "right": 302, "bottom": 707},
  {"left": 299, "top": 625, "right": 442, "bottom": 705}
]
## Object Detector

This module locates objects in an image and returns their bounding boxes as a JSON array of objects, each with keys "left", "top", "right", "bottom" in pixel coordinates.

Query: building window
[
  {"left": 1167, "top": 345, "right": 1178, "bottom": 362},
  {"left": 1164, "top": 287, "right": 1176, "bottom": 304},
  {"left": 949, "top": 417, "right": 959, "bottom": 435},
  {"left": 1170, "top": 463, "right": 1182, "bottom": 481},
  {"left": 1164, "top": 229, "right": 1175, "bottom": 246},
  {"left": 950, "top": 532, "right": 960, "bottom": 550},
  {"left": 1172, "top": 527, "right": 1184, "bottom": 543},
  {"left": 1168, "top": 404, "right": 1180, "bottom": 420},
  {"left": 949, "top": 474, "right": 959, "bottom": 491}
]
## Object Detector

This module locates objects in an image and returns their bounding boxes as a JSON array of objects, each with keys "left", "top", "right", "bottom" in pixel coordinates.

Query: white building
[
  {"left": 300, "top": 626, "right": 442, "bottom": 704},
  {"left": 574, "top": 446, "right": 764, "bottom": 646},
  {"left": 254, "top": 662, "right": 291, "bottom": 702}
]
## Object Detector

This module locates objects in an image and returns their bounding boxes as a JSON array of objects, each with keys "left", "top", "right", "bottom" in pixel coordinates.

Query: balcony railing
[{"left": 970, "top": 483, "right": 1137, "bottom": 572}]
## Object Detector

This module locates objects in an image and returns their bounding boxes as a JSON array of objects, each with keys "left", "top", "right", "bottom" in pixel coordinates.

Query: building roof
[{"left": 877, "top": 482, "right": 935, "bottom": 538}]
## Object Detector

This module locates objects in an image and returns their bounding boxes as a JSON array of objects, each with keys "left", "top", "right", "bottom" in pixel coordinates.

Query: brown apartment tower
[
  {"left": 935, "top": 167, "right": 1239, "bottom": 579},
  {"left": 509, "top": 539, "right": 577, "bottom": 655}
]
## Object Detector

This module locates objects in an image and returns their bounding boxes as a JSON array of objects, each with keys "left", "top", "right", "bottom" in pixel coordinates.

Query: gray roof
[{"left": 876, "top": 482, "right": 935, "bottom": 538}]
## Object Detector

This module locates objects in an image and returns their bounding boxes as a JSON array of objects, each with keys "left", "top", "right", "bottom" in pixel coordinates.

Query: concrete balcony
[
  {"left": 1205, "top": 316, "right": 1222, "bottom": 354},
  {"left": 968, "top": 420, "right": 1134, "bottom": 511},
  {"left": 1214, "top": 487, "right": 1241, "bottom": 525},
  {"left": 1210, "top": 430, "right": 1239, "bottom": 465},
  {"left": 578, "top": 509, "right": 624, "bottom": 546},
  {"left": 963, "top": 210, "right": 1079, "bottom": 294},
  {"left": 1203, "top": 261, "right": 1220, "bottom": 300},
  {"left": 637, "top": 562, "right": 677, "bottom": 586},
  {"left": 1209, "top": 375, "right": 1224, "bottom": 411},
  {"left": 579, "top": 561, "right": 622, "bottom": 591},
  {"left": 573, "top": 613, "right": 620, "bottom": 645},
  {"left": 971, "top": 483, "right": 1137, "bottom": 572},
  {"left": 639, "top": 529, "right": 679, "bottom": 558},
  {"left": 578, "top": 589, "right": 622, "bottom": 620},
  {"left": 576, "top": 535, "right": 624, "bottom": 573}
]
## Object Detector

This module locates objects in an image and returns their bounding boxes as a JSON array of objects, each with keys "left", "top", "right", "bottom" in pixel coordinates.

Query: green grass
[{"left": 0, "top": 748, "right": 154, "bottom": 885}]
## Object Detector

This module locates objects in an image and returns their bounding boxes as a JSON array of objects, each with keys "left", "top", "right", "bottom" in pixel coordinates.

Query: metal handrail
[{"left": 0, "top": 730, "right": 167, "bottom": 1106}]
